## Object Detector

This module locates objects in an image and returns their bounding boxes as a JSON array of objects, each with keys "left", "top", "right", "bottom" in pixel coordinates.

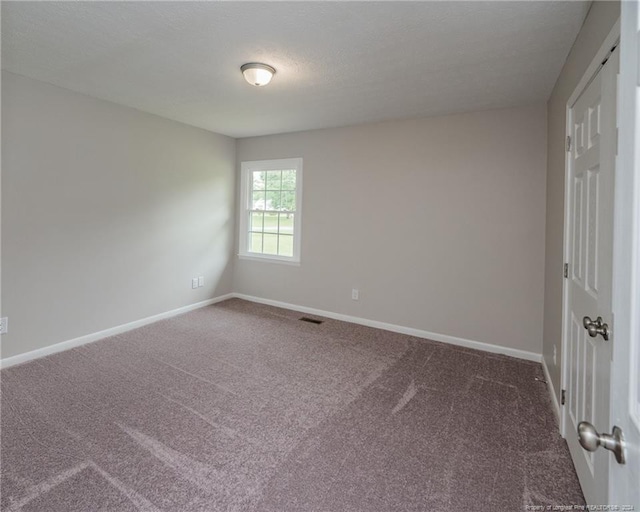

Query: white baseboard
[
  {"left": 541, "top": 355, "right": 561, "bottom": 424},
  {"left": 0, "top": 294, "right": 234, "bottom": 369},
  {"left": 1, "top": 291, "right": 543, "bottom": 369},
  {"left": 232, "top": 293, "right": 543, "bottom": 363}
]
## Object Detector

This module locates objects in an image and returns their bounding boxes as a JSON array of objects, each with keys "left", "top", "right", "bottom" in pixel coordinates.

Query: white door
[
  {"left": 610, "top": 1, "right": 640, "bottom": 506},
  {"left": 564, "top": 45, "right": 619, "bottom": 505}
]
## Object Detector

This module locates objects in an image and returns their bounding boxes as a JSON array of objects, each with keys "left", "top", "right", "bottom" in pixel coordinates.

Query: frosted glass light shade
[{"left": 241, "top": 63, "right": 275, "bottom": 87}]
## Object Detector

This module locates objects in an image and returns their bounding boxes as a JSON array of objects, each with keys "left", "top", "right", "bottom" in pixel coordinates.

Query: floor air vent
[{"left": 299, "top": 317, "right": 324, "bottom": 325}]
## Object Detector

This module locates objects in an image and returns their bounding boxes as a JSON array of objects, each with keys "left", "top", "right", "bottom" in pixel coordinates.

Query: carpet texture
[{"left": 1, "top": 298, "right": 585, "bottom": 511}]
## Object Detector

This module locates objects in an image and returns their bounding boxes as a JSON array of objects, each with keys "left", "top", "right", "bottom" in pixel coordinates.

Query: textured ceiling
[{"left": 2, "top": 1, "right": 590, "bottom": 138}]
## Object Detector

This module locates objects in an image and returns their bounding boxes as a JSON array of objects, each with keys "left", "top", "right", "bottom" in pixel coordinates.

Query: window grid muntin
[
  {"left": 248, "top": 211, "right": 295, "bottom": 256},
  {"left": 247, "top": 167, "right": 296, "bottom": 257}
]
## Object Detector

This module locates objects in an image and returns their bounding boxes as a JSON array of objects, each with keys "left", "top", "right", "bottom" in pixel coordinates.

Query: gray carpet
[{"left": 1, "top": 298, "right": 584, "bottom": 511}]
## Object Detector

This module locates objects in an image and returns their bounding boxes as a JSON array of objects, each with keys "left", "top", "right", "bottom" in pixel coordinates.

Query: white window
[{"left": 239, "top": 158, "right": 302, "bottom": 264}]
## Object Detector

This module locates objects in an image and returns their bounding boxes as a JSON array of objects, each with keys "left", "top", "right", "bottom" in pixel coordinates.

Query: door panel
[{"left": 586, "top": 167, "right": 600, "bottom": 295}]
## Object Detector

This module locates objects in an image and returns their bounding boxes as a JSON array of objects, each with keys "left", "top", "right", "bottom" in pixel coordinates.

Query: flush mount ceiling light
[{"left": 241, "top": 63, "right": 276, "bottom": 87}]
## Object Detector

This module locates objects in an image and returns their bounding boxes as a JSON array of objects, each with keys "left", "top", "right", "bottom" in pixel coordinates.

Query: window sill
[{"left": 238, "top": 254, "right": 301, "bottom": 266}]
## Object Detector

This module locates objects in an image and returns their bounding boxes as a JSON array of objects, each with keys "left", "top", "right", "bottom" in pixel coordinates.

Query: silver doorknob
[
  {"left": 582, "top": 316, "right": 610, "bottom": 340},
  {"left": 577, "top": 422, "right": 626, "bottom": 464}
]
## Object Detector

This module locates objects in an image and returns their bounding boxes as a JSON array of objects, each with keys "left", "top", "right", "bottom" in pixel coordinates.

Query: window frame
[{"left": 238, "top": 158, "right": 303, "bottom": 264}]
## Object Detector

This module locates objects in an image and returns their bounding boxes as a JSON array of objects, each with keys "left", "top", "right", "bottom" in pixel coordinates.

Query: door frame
[
  {"left": 561, "top": 18, "right": 621, "bottom": 439},
  {"left": 609, "top": 1, "right": 640, "bottom": 502}
]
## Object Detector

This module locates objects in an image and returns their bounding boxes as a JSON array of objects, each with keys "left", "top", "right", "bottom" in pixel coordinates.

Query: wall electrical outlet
[
  {"left": 352, "top": 288, "right": 359, "bottom": 300},
  {"left": 198, "top": 276, "right": 204, "bottom": 287},
  {"left": 192, "top": 278, "right": 199, "bottom": 289},
  {"left": 0, "top": 317, "right": 8, "bottom": 335}
]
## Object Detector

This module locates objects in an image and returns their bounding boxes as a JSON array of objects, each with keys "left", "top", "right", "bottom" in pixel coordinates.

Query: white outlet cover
[
  {"left": 192, "top": 278, "right": 198, "bottom": 289},
  {"left": 198, "top": 276, "right": 204, "bottom": 287},
  {"left": 352, "top": 289, "right": 359, "bottom": 300},
  {"left": 0, "top": 317, "right": 8, "bottom": 335}
]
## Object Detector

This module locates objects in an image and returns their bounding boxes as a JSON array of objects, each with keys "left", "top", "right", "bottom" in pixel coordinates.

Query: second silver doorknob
[{"left": 578, "top": 421, "right": 625, "bottom": 464}]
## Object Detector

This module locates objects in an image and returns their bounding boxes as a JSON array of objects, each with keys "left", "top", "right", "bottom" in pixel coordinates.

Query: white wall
[
  {"left": 1, "top": 72, "right": 236, "bottom": 359},
  {"left": 543, "top": 1, "right": 620, "bottom": 403},
  {"left": 235, "top": 105, "right": 547, "bottom": 355}
]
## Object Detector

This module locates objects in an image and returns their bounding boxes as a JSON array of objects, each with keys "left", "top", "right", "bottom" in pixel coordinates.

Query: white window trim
[{"left": 239, "top": 158, "right": 303, "bottom": 264}]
